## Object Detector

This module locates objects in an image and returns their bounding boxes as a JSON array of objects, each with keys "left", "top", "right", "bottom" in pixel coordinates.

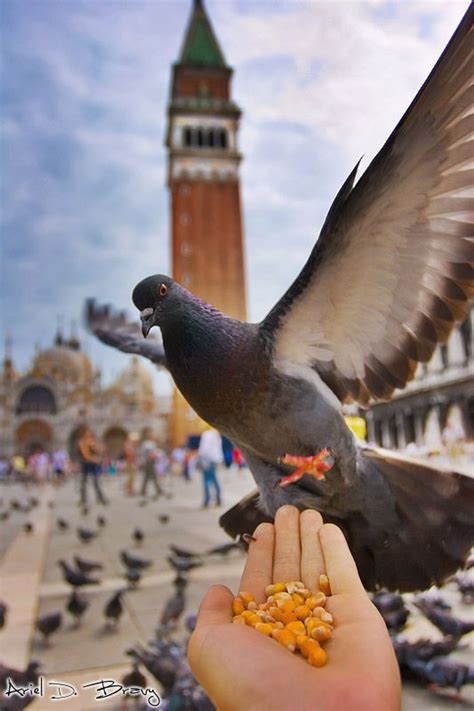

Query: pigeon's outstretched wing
[
  {"left": 85, "top": 299, "right": 167, "bottom": 368},
  {"left": 261, "top": 7, "right": 474, "bottom": 406}
]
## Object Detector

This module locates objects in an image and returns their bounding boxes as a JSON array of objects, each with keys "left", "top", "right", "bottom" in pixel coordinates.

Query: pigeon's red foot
[
  {"left": 278, "top": 449, "right": 333, "bottom": 487},
  {"left": 427, "top": 684, "right": 463, "bottom": 703}
]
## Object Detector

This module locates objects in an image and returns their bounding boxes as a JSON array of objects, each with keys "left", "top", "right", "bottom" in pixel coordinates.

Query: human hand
[{"left": 188, "top": 506, "right": 401, "bottom": 711}]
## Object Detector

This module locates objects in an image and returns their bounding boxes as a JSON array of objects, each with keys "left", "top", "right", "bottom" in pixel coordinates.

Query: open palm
[{"left": 188, "top": 507, "right": 401, "bottom": 711}]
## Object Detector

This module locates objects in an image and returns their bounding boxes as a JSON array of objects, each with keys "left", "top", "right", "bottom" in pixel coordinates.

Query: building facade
[
  {"left": 365, "top": 304, "right": 474, "bottom": 452},
  {"left": 0, "top": 331, "right": 169, "bottom": 460},
  {"left": 166, "top": 0, "right": 247, "bottom": 446}
]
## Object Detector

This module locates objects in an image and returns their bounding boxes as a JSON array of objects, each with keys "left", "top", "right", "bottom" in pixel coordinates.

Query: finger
[
  {"left": 319, "top": 523, "right": 365, "bottom": 595},
  {"left": 239, "top": 522, "right": 274, "bottom": 602},
  {"left": 273, "top": 505, "right": 301, "bottom": 583},
  {"left": 194, "top": 584, "right": 233, "bottom": 628},
  {"left": 299, "top": 509, "right": 325, "bottom": 593}
]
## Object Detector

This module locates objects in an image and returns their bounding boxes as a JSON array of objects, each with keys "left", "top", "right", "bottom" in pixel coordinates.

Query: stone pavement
[{"left": 0, "top": 466, "right": 472, "bottom": 710}]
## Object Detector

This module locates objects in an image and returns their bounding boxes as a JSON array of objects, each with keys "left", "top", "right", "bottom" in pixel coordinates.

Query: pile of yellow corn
[{"left": 232, "top": 575, "right": 333, "bottom": 667}]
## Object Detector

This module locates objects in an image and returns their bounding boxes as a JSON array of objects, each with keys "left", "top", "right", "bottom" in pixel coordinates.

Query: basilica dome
[{"left": 32, "top": 342, "right": 93, "bottom": 385}]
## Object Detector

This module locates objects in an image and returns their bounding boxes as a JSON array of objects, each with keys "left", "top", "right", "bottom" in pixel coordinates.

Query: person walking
[
  {"left": 139, "top": 430, "right": 162, "bottom": 499},
  {"left": 123, "top": 433, "right": 139, "bottom": 496},
  {"left": 198, "top": 426, "right": 223, "bottom": 508},
  {"left": 78, "top": 428, "right": 107, "bottom": 506}
]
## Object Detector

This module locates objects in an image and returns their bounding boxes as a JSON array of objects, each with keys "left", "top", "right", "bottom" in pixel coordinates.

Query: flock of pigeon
[{"left": 371, "top": 564, "right": 474, "bottom": 701}]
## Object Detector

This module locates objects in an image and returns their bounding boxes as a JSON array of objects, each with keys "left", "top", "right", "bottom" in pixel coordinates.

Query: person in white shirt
[{"left": 198, "top": 427, "right": 223, "bottom": 508}]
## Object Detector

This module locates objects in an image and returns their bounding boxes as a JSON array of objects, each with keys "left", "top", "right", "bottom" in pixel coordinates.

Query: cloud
[{"left": 0, "top": 0, "right": 468, "bottom": 395}]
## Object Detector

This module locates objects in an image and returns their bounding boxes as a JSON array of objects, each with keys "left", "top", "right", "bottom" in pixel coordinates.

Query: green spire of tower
[{"left": 178, "top": 0, "right": 227, "bottom": 68}]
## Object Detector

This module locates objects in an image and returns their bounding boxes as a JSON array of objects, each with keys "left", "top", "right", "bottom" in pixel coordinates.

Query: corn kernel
[
  {"left": 232, "top": 615, "right": 245, "bottom": 625},
  {"left": 311, "top": 624, "right": 332, "bottom": 642},
  {"left": 265, "top": 583, "right": 286, "bottom": 596},
  {"left": 319, "top": 574, "right": 331, "bottom": 596},
  {"left": 272, "top": 628, "right": 296, "bottom": 652},
  {"left": 281, "top": 600, "right": 295, "bottom": 613},
  {"left": 312, "top": 606, "right": 326, "bottom": 618},
  {"left": 247, "top": 601, "right": 258, "bottom": 611},
  {"left": 299, "top": 637, "right": 320, "bottom": 659},
  {"left": 239, "top": 591, "right": 255, "bottom": 606},
  {"left": 281, "top": 611, "right": 298, "bottom": 624},
  {"left": 268, "top": 606, "right": 284, "bottom": 621},
  {"left": 291, "top": 593, "right": 306, "bottom": 606},
  {"left": 294, "top": 605, "right": 311, "bottom": 620},
  {"left": 274, "top": 591, "right": 292, "bottom": 601},
  {"left": 232, "top": 598, "right": 245, "bottom": 616},
  {"left": 255, "top": 622, "right": 274, "bottom": 636},
  {"left": 320, "top": 611, "right": 334, "bottom": 625},
  {"left": 306, "top": 592, "right": 327, "bottom": 610},
  {"left": 286, "top": 620, "right": 306, "bottom": 635},
  {"left": 305, "top": 618, "right": 320, "bottom": 635},
  {"left": 308, "top": 647, "right": 327, "bottom": 667},
  {"left": 275, "top": 621, "right": 284, "bottom": 629}
]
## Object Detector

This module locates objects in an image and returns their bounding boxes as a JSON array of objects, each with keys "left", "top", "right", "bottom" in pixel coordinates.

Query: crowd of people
[{"left": 0, "top": 425, "right": 247, "bottom": 509}]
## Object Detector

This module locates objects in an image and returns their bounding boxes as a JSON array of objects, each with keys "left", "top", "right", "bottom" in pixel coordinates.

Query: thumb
[{"left": 195, "top": 584, "right": 233, "bottom": 628}]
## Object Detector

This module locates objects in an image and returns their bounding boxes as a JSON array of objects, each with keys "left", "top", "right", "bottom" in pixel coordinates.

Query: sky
[{"left": 0, "top": 0, "right": 468, "bottom": 394}]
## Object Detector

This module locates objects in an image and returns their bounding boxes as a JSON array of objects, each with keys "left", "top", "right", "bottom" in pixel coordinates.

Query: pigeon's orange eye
[{"left": 159, "top": 284, "right": 168, "bottom": 297}]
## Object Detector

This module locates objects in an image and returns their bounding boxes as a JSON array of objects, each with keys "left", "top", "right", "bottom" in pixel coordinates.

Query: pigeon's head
[{"left": 132, "top": 274, "right": 179, "bottom": 337}]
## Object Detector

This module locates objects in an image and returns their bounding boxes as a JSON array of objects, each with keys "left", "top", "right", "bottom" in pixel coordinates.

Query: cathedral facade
[{"left": 0, "top": 332, "right": 169, "bottom": 459}]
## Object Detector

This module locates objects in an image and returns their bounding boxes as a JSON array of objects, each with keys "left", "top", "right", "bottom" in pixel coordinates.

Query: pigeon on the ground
[
  {"left": 36, "top": 611, "right": 62, "bottom": 644},
  {"left": 23, "top": 522, "right": 33, "bottom": 534},
  {"left": 121, "top": 663, "right": 147, "bottom": 690},
  {"left": 160, "top": 588, "right": 186, "bottom": 629},
  {"left": 414, "top": 600, "right": 474, "bottom": 638},
  {"left": 450, "top": 572, "right": 474, "bottom": 605},
  {"left": 66, "top": 590, "right": 89, "bottom": 624},
  {"left": 104, "top": 590, "right": 124, "bottom": 627},
  {"left": 133, "top": 527, "right": 144, "bottom": 545},
  {"left": 0, "top": 600, "right": 8, "bottom": 629},
  {"left": 372, "top": 591, "right": 409, "bottom": 633},
  {"left": 167, "top": 555, "right": 203, "bottom": 574},
  {"left": 414, "top": 590, "right": 451, "bottom": 611},
  {"left": 97, "top": 515, "right": 107, "bottom": 528},
  {"left": 28, "top": 497, "right": 39, "bottom": 508},
  {"left": 405, "top": 658, "right": 474, "bottom": 699},
  {"left": 0, "top": 510, "right": 10, "bottom": 521},
  {"left": 173, "top": 573, "right": 188, "bottom": 590},
  {"left": 87, "top": 6, "right": 474, "bottom": 592},
  {"left": 56, "top": 517, "right": 69, "bottom": 531},
  {"left": 127, "top": 644, "right": 177, "bottom": 697},
  {"left": 120, "top": 550, "right": 152, "bottom": 570},
  {"left": 74, "top": 555, "right": 103, "bottom": 574},
  {"left": 158, "top": 514, "right": 170, "bottom": 524},
  {"left": 169, "top": 544, "right": 200, "bottom": 559},
  {"left": 393, "top": 635, "right": 462, "bottom": 671},
  {"left": 77, "top": 527, "right": 97, "bottom": 543},
  {"left": 125, "top": 567, "right": 141, "bottom": 588},
  {"left": 58, "top": 560, "right": 100, "bottom": 587}
]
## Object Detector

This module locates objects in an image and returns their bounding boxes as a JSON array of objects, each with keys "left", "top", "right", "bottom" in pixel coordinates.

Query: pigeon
[
  {"left": 120, "top": 550, "right": 152, "bottom": 570},
  {"left": 56, "top": 517, "right": 69, "bottom": 531},
  {"left": 0, "top": 600, "right": 7, "bottom": 629},
  {"left": 28, "top": 496, "right": 39, "bottom": 507},
  {"left": 0, "top": 510, "right": 10, "bottom": 521},
  {"left": 160, "top": 588, "right": 186, "bottom": 628},
  {"left": 0, "top": 660, "right": 41, "bottom": 690},
  {"left": 97, "top": 515, "right": 107, "bottom": 527},
  {"left": 74, "top": 555, "right": 103, "bottom": 574},
  {"left": 158, "top": 514, "right": 170, "bottom": 524},
  {"left": 167, "top": 555, "right": 203, "bottom": 573},
  {"left": 36, "top": 611, "right": 62, "bottom": 644},
  {"left": 121, "top": 663, "right": 147, "bottom": 690},
  {"left": 450, "top": 572, "right": 474, "bottom": 605},
  {"left": 393, "top": 635, "right": 462, "bottom": 671},
  {"left": 133, "top": 527, "right": 144, "bottom": 545},
  {"left": 414, "top": 590, "right": 451, "bottom": 612},
  {"left": 173, "top": 573, "right": 188, "bottom": 590},
  {"left": 10, "top": 499, "right": 20, "bottom": 511},
  {"left": 125, "top": 567, "right": 141, "bottom": 588},
  {"left": 169, "top": 544, "right": 200, "bottom": 559},
  {"left": 104, "top": 590, "right": 124, "bottom": 626},
  {"left": 372, "top": 591, "right": 409, "bottom": 633},
  {"left": 206, "top": 541, "right": 245, "bottom": 557},
  {"left": 405, "top": 658, "right": 474, "bottom": 699},
  {"left": 58, "top": 560, "right": 100, "bottom": 587},
  {"left": 414, "top": 600, "right": 474, "bottom": 638},
  {"left": 77, "top": 526, "right": 97, "bottom": 543},
  {"left": 23, "top": 522, "right": 33, "bottom": 534},
  {"left": 66, "top": 590, "right": 89, "bottom": 624},
  {"left": 86, "top": 6, "right": 474, "bottom": 593},
  {"left": 127, "top": 644, "right": 177, "bottom": 697}
]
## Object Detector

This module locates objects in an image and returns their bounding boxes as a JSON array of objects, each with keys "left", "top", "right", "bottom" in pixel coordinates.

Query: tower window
[
  {"left": 217, "top": 129, "right": 227, "bottom": 149},
  {"left": 197, "top": 129, "right": 204, "bottom": 147},
  {"left": 208, "top": 129, "right": 215, "bottom": 148},
  {"left": 183, "top": 126, "right": 192, "bottom": 147}
]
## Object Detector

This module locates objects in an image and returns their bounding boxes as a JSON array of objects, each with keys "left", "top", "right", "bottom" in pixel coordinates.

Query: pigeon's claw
[{"left": 278, "top": 449, "right": 333, "bottom": 488}]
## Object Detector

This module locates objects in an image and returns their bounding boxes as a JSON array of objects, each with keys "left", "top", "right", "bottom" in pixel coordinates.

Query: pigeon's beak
[{"left": 140, "top": 308, "right": 154, "bottom": 338}]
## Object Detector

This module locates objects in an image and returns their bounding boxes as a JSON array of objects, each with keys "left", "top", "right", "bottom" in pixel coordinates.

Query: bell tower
[{"left": 166, "top": 0, "right": 247, "bottom": 446}]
